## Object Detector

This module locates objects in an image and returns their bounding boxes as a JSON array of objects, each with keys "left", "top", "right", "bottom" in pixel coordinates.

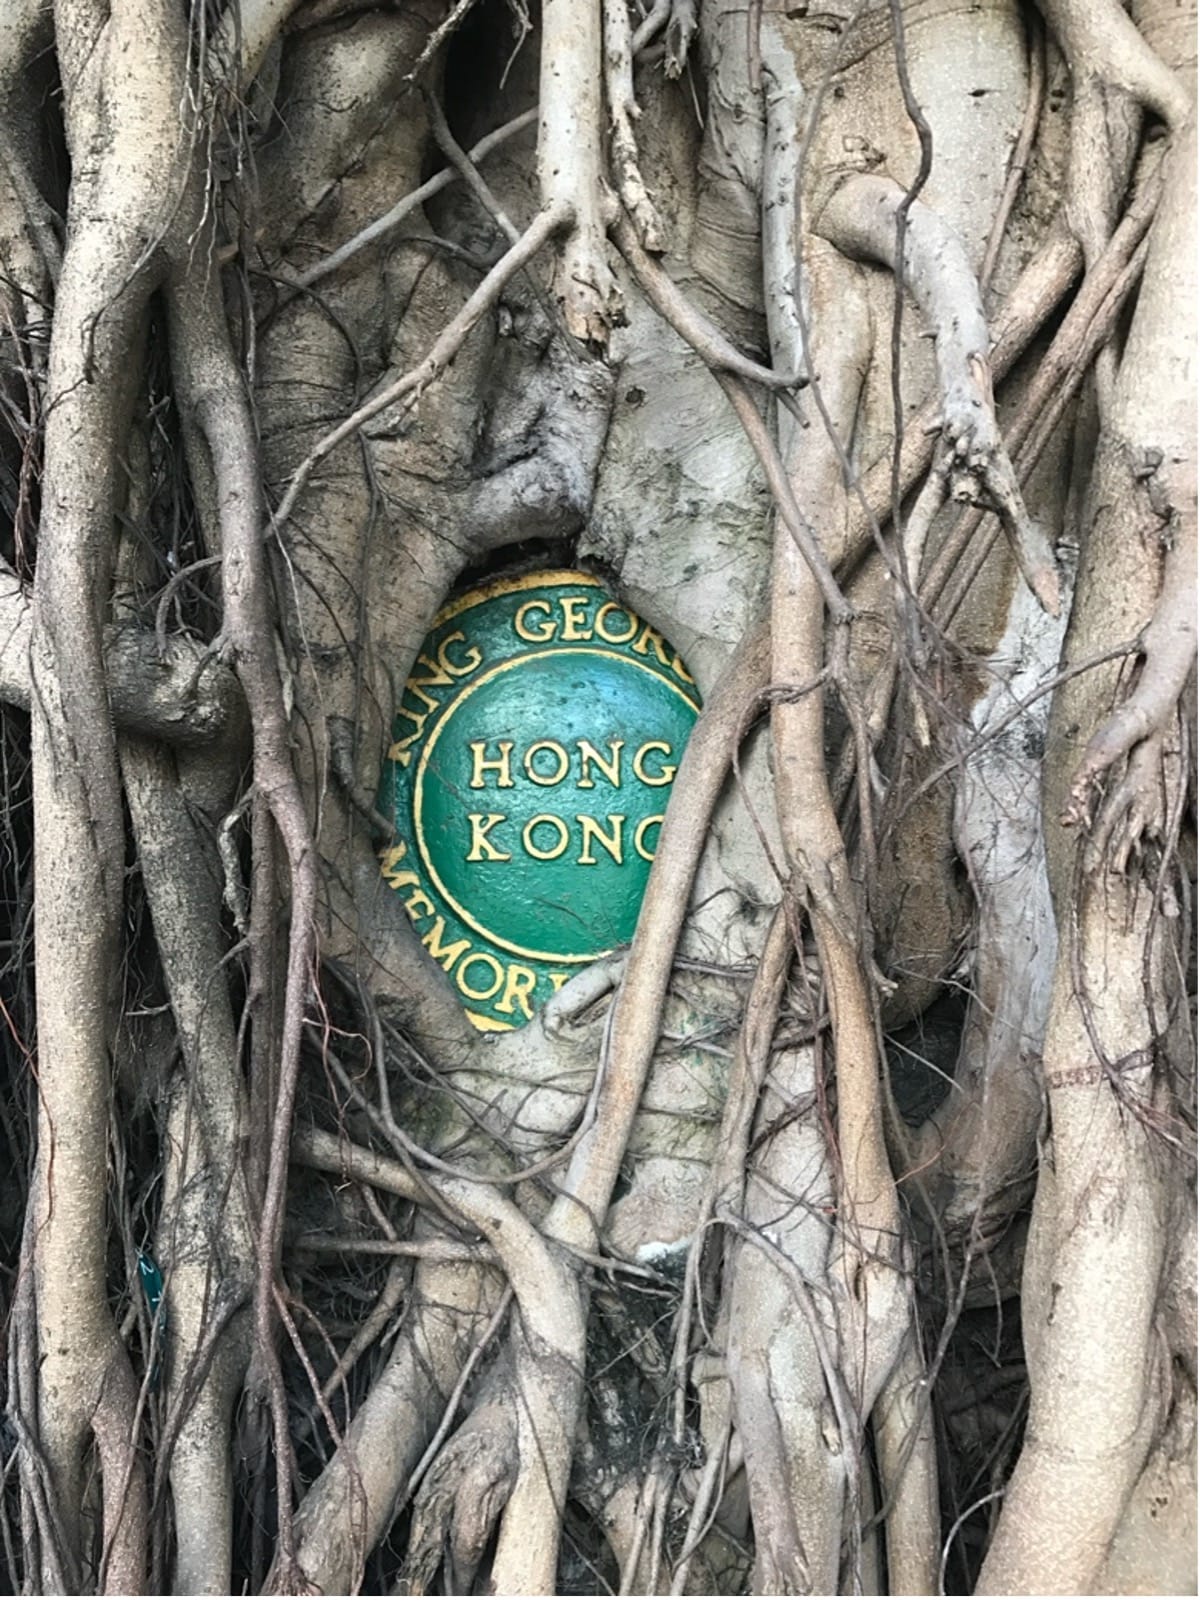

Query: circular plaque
[{"left": 379, "top": 571, "right": 701, "bottom": 1030}]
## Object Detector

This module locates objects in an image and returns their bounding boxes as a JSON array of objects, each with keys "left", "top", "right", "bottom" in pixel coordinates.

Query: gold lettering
[
  {"left": 548, "top": 972, "right": 570, "bottom": 992},
  {"left": 388, "top": 727, "right": 424, "bottom": 766},
  {"left": 524, "top": 739, "right": 570, "bottom": 786},
  {"left": 671, "top": 653, "right": 696, "bottom": 685},
  {"left": 632, "top": 741, "right": 676, "bottom": 786},
  {"left": 578, "top": 814, "right": 625, "bottom": 865},
  {"left": 395, "top": 703, "right": 429, "bottom": 733},
  {"left": 404, "top": 886, "right": 437, "bottom": 919},
  {"left": 577, "top": 739, "right": 624, "bottom": 788},
  {"left": 523, "top": 814, "right": 570, "bottom": 860},
  {"left": 495, "top": 963, "right": 538, "bottom": 1019},
  {"left": 404, "top": 682, "right": 440, "bottom": 716},
  {"left": 422, "top": 918, "right": 471, "bottom": 971},
  {"left": 437, "top": 630, "right": 481, "bottom": 677},
  {"left": 409, "top": 654, "right": 453, "bottom": 692},
  {"left": 515, "top": 599, "right": 555, "bottom": 642},
  {"left": 634, "top": 814, "right": 663, "bottom": 861},
  {"left": 457, "top": 952, "right": 505, "bottom": 1002},
  {"left": 469, "top": 740, "right": 514, "bottom": 789},
  {"left": 466, "top": 813, "right": 511, "bottom": 861},
  {"left": 631, "top": 622, "right": 671, "bottom": 668},
  {"left": 380, "top": 842, "right": 420, "bottom": 890},
  {"left": 594, "top": 601, "right": 638, "bottom": 645},
  {"left": 559, "top": 595, "right": 593, "bottom": 640}
]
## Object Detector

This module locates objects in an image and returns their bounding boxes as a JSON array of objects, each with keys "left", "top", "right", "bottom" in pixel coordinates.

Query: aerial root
[
  {"left": 603, "top": 0, "right": 666, "bottom": 252},
  {"left": 400, "top": 1386, "right": 519, "bottom": 1596},
  {"left": 1064, "top": 516, "right": 1196, "bottom": 845},
  {"left": 904, "top": 363, "right": 1061, "bottom": 624}
]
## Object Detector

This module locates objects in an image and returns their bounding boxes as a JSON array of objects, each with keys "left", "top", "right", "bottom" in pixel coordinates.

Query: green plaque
[{"left": 379, "top": 571, "right": 701, "bottom": 1030}]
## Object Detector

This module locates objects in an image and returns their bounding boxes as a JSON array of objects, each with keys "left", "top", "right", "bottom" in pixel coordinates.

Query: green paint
[{"left": 379, "top": 571, "right": 701, "bottom": 1031}]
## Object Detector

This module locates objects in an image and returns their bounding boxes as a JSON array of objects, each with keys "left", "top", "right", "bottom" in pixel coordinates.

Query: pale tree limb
[
  {"left": 667, "top": 903, "right": 793, "bottom": 1597},
  {"left": 540, "top": 618, "right": 770, "bottom": 1254},
  {"left": 539, "top": 0, "right": 620, "bottom": 343},
  {"left": 401, "top": 1375, "right": 521, "bottom": 1595},
  {"left": 903, "top": 573, "right": 1065, "bottom": 1241},
  {"left": 214, "top": 0, "right": 309, "bottom": 90},
  {"left": 120, "top": 733, "right": 254, "bottom": 1596},
  {"left": 661, "top": 0, "right": 696, "bottom": 75},
  {"left": 1064, "top": 514, "right": 1197, "bottom": 830},
  {"left": 610, "top": 213, "right": 808, "bottom": 391},
  {"left": 982, "top": 105, "right": 1196, "bottom": 1600},
  {"left": 285, "top": 108, "right": 538, "bottom": 293},
  {"left": 840, "top": 217, "right": 1083, "bottom": 580},
  {"left": 602, "top": 0, "right": 666, "bottom": 251},
  {"left": 0, "top": 138, "right": 57, "bottom": 307},
  {"left": 872, "top": 1325, "right": 939, "bottom": 1597},
  {"left": 169, "top": 250, "right": 323, "bottom": 1584},
  {"left": 400, "top": 1289, "right": 514, "bottom": 1515},
  {"left": 1057, "top": 117, "right": 1197, "bottom": 848},
  {"left": 884, "top": 576, "right": 1067, "bottom": 1588},
  {"left": 0, "top": 0, "right": 52, "bottom": 120},
  {"left": 612, "top": 107, "right": 852, "bottom": 631},
  {"left": 289, "top": 1127, "right": 584, "bottom": 1594},
  {"left": 729, "top": 159, "right": 910, "bottom": 1582},
  {"left": 716, "top": 373, "right": 854, "bottom": 625},
  {"left": 1059, "top": 79, "right": 1136, "bottom": 423},
  {"left": 631, "top": 0, "right": 670, "bottom": 55},
  {"left": 1036, "top": 0, "right": 1185, "bottom": 428},
  {"left": 767, "top": 246, "right": 906, "bottom": 1408},
  {"left": 923, "top": 155, "right": 1164, "bottom": 622},
  {"left": 423, "top": 87, "right": 522, "bottom": 248},
  {"left": 285, "top": 1129, "right": 505, "bottom": 1594},
  {"left": 979, "top": 13, "right": 1046, "bottom": 295},
  {"left": 112, "top": 453, "right": 254, "bottom": 1597},
  {"left": 1036, "top": 0, "right": 1191, "bottom": 127},
  {"left": 818, "top": 172, "right": 1061, "bottom": 617},
  {"left": 25, "top": 0, "right": 196, "bottom": 1584},
  {"left": 403, "top": 0, "right": 483, "bottom": 84},
  {"left": 761, "top": 39, "right": 807, "bottom": 379},
  {"left": 935, "top": 241, "right": 1149, "bottom": 629},
  {"left": 0, "top": 560, "right": 244, "bottom": 742},
  {"left": 461, "top": 1189, "right": 584, "bottom": 1595}
]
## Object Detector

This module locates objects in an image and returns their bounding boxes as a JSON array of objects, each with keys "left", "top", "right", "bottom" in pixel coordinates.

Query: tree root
[
  {"left": 984, "top": 92, "right": 1195, "bottom": 1595},
  {"left": 539, "top": 0, "right": 619, "bottom": 344},
  {"left": 400, "top": 1381, "right": 519, "bottom": 1595},
  {"left": 603, "top": 0, "right": 666, "bottom": 252},
  {"left": 24, "top": 0, "right": 199, "bottom": 1580},
  {"left": 819, "top": 172, "right": 1060, "bottom": 617},
  {"left": 119, "top": 709, "right": 253, "bottom": 1593},
  {"left": 1037, "top": 0, "right": 1191, "bottom": 128},
  {"left": 0, "top": 564, "right": 245, "bottom": 743},
  {"left": 1065, "top": 516, "right": 1197, "bottom": 837},
  {"left": 292, "top": 1126, "right": 585, "bottom": 1592},
  {"left": 873, "top": 1327, "right": 939, "bottom": 1597}
]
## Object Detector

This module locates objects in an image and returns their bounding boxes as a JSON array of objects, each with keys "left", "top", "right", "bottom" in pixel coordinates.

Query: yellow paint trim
[{"left": 433, "top": 569, "right": 603, "bottom": 627}]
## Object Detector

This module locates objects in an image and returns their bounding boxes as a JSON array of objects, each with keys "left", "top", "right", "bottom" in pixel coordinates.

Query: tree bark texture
[{"left": 0, "top": 0, "right": 1193, "bottom": 1595}]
